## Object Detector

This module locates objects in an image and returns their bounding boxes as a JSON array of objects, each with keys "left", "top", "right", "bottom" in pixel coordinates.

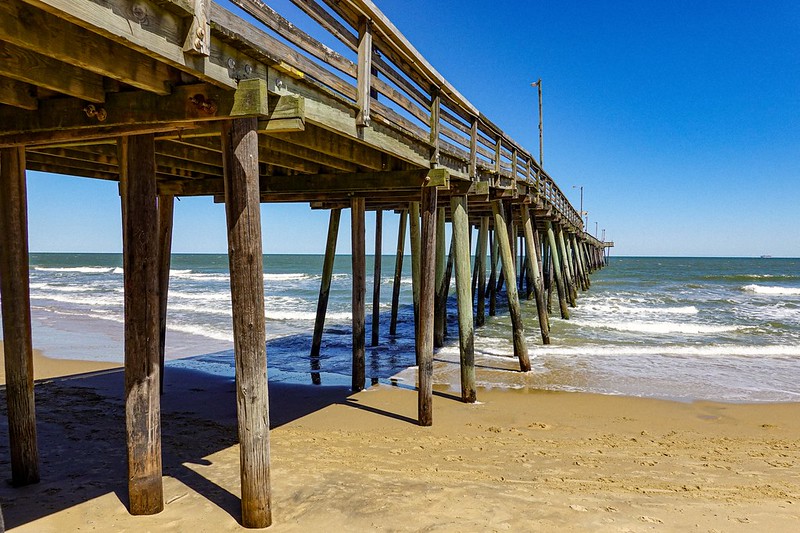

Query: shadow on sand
[{"left": 0, "top": 356, "right": 355, "bottom": 529}]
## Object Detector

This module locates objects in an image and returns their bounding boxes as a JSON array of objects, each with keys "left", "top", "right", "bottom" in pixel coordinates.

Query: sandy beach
[{"left": 1, "top": 342, "right": 799, "bottom": 532}]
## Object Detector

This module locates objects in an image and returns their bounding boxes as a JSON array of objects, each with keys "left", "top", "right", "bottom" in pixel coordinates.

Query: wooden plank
[
  {"left": 0, "top": 78, "right": 37, "bottom": 110},
  {"left": 221, "top": 118, "right": 271, "bottom": 528},
  {"left": 556, "top": 224, "right": 577, "bottom": 307},
  {"left": 0, "top": 83, "right": 283, "bottom": 137},
  {"left": 450, "top": 195, "right": 476, "bottom": 402},
  {"left": 118, "top": 134, "right": 163, "bottom": 515},
  {"left": 350, "top": 196, "right": 366, "bottom": 392},
  {"left": 311, "top": 208, "right": 341, "bottom": 365},
  {"left": 371, "top": 209, "right": 383, "bottom": 346},
  {"left": 491, "top": 200, "right": 530, "bottom": 371},
  {"left": 0, "top": 41, "right": 105, "bottom": 103},
  {"left": 0, "top": 0, "right": 175, "bottom": 95},
  {"left": 182, "top": 0, "right": 211, "bottom": 56},
  {"left": 0, "top": 146, "right": 40, "bottom": 487},
  {"left": 270, "top": 125, "right": 385, "bottom": 171},
  {"left": 0, "top": 123, "right": 202, "bottom": 149},
  {"left": 268, "top": 67, "right": 430, "bottom": 168},
  {"left": 389, "top": 209, "right": 407, "bottom": 336},
  {"left": 417, "top": 185, "right": 437, "bottom": 425},
  {"left": 430, "top": 89, "right": 440, "bottom": 166},
  {"left": 22, "top": 0, "right": 238, "bottom": 88}
]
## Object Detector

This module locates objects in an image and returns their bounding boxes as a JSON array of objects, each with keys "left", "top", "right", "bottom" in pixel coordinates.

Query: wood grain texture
[
  {"left": 450, "top": 195, "right": 476, "bottom": 402},
  {"left": 350, "top": 197, "right": 366, "bottom": 391},
  {"left": 221, "top": 118, "right": 271, "bottom": 528},
  {"left": 0, "top": 146, "right": 40, "bottom": 487},
  {"left": 119, "top": 134, "right": 163, "bottom": 515},
  {"left": 389, "top": 209, "right": 407, "bottom": 336},
  {"left": 417, "top": 186, "right": 437, "bottom": 425}
]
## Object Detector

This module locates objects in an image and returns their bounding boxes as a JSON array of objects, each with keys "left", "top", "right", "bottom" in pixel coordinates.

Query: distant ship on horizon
[{"left": 760, "top": 255, "right": 773, "bottom": 259}]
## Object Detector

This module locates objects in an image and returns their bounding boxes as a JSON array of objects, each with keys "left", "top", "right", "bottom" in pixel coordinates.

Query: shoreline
[{"left": 1, "top": 344, "right": 798, "bottom": 531}]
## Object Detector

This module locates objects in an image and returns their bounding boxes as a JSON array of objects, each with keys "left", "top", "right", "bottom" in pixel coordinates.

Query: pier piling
[{"left": 451, "top": 195, "right": 477, "bottom": 402}]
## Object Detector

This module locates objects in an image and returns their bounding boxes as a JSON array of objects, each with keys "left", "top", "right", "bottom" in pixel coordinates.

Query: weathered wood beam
[
  {"left": 417, "top": 185, "right": 437, "bottom": 426},
  {"left": 491, "top": 200, "right": 530, "bottom": 372},
  {"left": 157, "top": 194, "right": 174, "bottom": 394},
  {"left": 0, "top": 0, "right": 176, "bottom": 95},
  {"left": 25, "top": 161, "right": 118, "bottom": 181},
  {"left": 0, "top": 123, "right": 202, "bottom": 149},
  {"left": 371, "top": 209, "right": 382, "bottom": 346},
  {"left": 521, "top": 206, "right": 550, "bottom": 344},
  {"left": 0, "top": 81, "right": 275, "bottom": 137},
  {"left": 0, "top": 78, "right": 37, "bottom": 110},
  {"left": 221, "top": 117, "right": 271, "bottom": 528},
  {"left": 269, "top": 126, "right": 386, "bottom": 171},
  {"left": 310, "top": 208, "right": 341, "bottom": 364},
  {"left": 389, "top": 209, "right": 407, "bottom": 336},
  {"left": 119, "top": 134, "right": 163, "bottom": 515},
  {"left": 0, "top": 147, "right": 40, "bottom": 487},
  {"left": 356, "top": 16, "right": 373, "bottom": 127},
  {"left": 433, "top": 206, "right": 447, "bottom": 347},
  {"left": 0, "top": 41, "right": 105, "bottom": 103},
  {"left": 351, "top": 196, "right": 366, "bottom": 392},
  {"left": 451, "top": 195, "right": 476, "bottom": 402},
  {"left": 20, "top": 0, "right": 254, "bottom": 89}
]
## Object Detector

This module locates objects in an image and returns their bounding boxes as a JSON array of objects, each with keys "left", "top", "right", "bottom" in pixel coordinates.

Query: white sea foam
[
  {"left": 581, "top": 303, "right": 699, "bottom": 316},
  {"left": 573, "top": 319, "right": 741, "bottom": 335},
  {"left": 265, "top": 273, "right": 313, "bottom": 282},
  {"left": 169, "top": 271, "right": 230, "bottom": 282},
  {"left": 264, "top": 310, "right": 351, "bottom": 321},
  {"left": 742, "top": 284, "right": 800, "bottom": 296},
  {"left": 33, "top": 266, "right": 116, "bottom": 274},
  {"left": 523, "top": 344, "right": 800, "bottom": 359},
  {"left": 169, "top": 290, "right": 232, "bottom": 302},
  {"left": 30, "top": 291, "right": 121, "bottom": 307},
  {"left": 112, "top": 267, "right": 124, "bottom": 274},
  {"left": 29, "top": 283, "right": 98, "bottom": 293}
]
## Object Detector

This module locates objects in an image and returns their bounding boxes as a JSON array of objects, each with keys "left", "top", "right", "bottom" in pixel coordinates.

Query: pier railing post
[
  {"left": 351, "top": 197, "right": 366, "bottom": 391},
  {"left": 451, "top": 195, "right": 477, "bottom": 402},
  {"left": 0, "top": 146, "right": 40, "bottom": 487},
  {"left": 491, "top": 201, "right": 531, "bottom": 371},
  {"left": 521, "top": 207, "right": 550, "bottom": 344},
  {"left": 119, "top": 134, "right": 163, "bottom": 516},
  {"left": 221, "top": 118, "right": 271, "bottom": 528},
  {"left": 418, "top": 186, "right": 437, "bottom": 425},
  {"left": 389, "top": 210, "right": 407, "bottom": 335},
  {"left": 545, "top": 221, "right": 570, "bottom": 319}
]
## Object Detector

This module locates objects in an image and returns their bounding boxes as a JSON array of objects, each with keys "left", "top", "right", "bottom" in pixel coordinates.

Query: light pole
[
  {"left": 531, "top": 79, "right": 543, "bottom": 168},
  {"left": 595, "top": 221, "right": 598, "bottom": 238},
  {"left": 572, "top": 185, "right": 584, "bottom": 230}
]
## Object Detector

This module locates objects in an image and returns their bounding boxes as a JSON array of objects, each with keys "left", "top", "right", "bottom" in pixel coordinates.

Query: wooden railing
[{"left": 222, "top": 0, "right": 583, "bottom": 229}]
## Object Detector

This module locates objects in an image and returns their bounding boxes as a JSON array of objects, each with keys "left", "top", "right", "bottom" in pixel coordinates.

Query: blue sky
[{"left": 26, "top": 0, "right": 800, "bottom": 256}]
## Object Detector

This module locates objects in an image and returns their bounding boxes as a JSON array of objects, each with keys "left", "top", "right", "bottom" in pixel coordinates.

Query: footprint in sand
[
  {"left": 528, "top": 422, "right": 552, "bottom": 430},
  {"left": 639, "top": 516, "right": 663, "bottom": 524}
]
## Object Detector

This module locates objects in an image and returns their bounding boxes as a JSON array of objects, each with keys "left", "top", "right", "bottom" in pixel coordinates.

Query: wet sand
[{"left": 1, "top": 343, "right": 798, "bottom": 531}]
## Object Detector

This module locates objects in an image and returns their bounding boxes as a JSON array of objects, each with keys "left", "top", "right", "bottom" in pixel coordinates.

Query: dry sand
[{"left": 1, "top": 343, "right": 799, "bottom": 532}]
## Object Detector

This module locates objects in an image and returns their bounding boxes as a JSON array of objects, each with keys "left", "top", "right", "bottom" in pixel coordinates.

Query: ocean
[{"left": 6, "top": 254, "right": 800, "bottom": 402}]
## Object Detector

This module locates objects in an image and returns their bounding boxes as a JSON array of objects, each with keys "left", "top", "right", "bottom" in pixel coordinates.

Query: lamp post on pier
[
  {"left": 572, "top": 185, "right": 584, "bottom": 230},
  {"left": 531, "top": 79, "right": 543, "bottom": 168}
]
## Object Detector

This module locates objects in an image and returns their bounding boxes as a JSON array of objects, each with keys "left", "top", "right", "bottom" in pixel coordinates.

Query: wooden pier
[{"left": 0, "top": 0, "right": 612, "bottom": 528}]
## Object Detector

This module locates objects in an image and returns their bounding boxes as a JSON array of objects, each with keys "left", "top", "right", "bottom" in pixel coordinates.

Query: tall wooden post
[
  {"left": 520, "top": 207, "right": 550, "bottom": 344},
  {"left": 311, "top": 209, "right": 341, "bottom": 382},
  {"left": 545, "top": 221, "right": 570, "bottom": 319},
  {"left": 409, "top": 201, "right": 421, "bottom": 335},
  {"left": 488, "top": 228, "right": 497, "bottom": 316},
  {"left": 119, "top": 134, "right": 163, "bottom": 516},
  {"left": 389, "top": 210, "right": 407, "bottom": 335},
  {"left": 221, "top": 119, "right": 271, "bottom": 528},
  {"left": 556, "top": 225, "right": 577, "bottom": 307},
  {"left": 440, "top": 238, "right": 454, "bottom": 339},
  {"left": 433, "top": 207, "right": 447, "bottom": 347},
  {"left": 0, "top": 146, "right": 39, "bottom": 487},
  {"left": 572, "top": 234, "right": 588, "bottom": 291},
  {"left": 157, "top": 194, "right": 174, "bottom": 394},
  {"left": 476, "top": 216, "right": 489, "bottom": 327},
  {"left": 418, "top": 187, "right": 437, "bottom": 425},
  {"left": 350, "top": 197, "right": 366, "bottom": 391},
  {"left": 371, "top": 209, "right": 383, "bottom": 346},
  {"left": 450, "top": 196, "right": 476, "bottom": 402},
  {"left": 491, "top": 201, "right": 531, "bottom": 371}
]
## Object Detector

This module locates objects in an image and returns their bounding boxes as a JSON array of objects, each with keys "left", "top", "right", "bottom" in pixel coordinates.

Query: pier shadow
[{"left": 0, "top": 359, "right": 352, "bottom": 529}]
